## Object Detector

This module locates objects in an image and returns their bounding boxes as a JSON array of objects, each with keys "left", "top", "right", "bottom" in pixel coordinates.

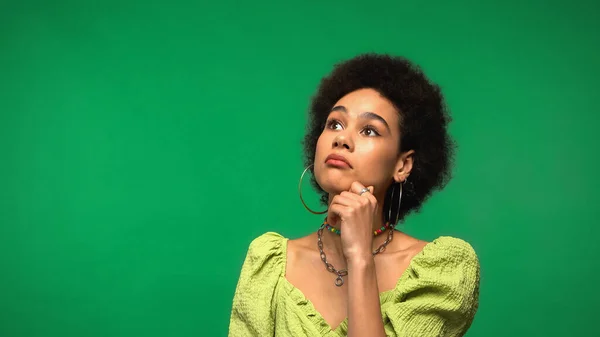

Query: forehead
[{"left": 333, "top": 88, "right": 399, "bottom": 122}]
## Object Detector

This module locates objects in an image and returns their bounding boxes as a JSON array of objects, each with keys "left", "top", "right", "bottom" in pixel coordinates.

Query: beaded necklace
[{"left": 323, "top": 218, "right": 393, "bottom": 236}]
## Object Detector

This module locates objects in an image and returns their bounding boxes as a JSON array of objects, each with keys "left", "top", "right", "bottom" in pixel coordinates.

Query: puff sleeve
[
  {"left": 384, "top": 237, "right": 480, "bottom": 337},
  {"left": 228, "top": 232, "right": 285, "bottom": 337}
]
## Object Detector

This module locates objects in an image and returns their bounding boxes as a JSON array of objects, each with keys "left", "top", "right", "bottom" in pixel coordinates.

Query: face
[{"left": 314, "top": 88, "right": 411, "bottom": 199}]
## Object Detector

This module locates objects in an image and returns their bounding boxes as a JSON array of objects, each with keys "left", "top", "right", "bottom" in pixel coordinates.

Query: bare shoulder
[
  {"left": 288, "top": 232, "right": 317, "bottom": 248},
  {"left": 391, "top": 231, "right": 429, "bottom": 257},
  {"left": 286, "top": 232, "right": 318, "bottom": 268}
]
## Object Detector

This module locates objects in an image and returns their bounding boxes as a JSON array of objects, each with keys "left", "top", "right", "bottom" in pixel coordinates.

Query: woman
[{"left": 228, "top": 53, "right": 480, "bottom": 337}]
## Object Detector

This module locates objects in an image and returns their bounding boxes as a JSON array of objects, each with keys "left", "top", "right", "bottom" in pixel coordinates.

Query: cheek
[
  {"left": 357, "top": 143, "right": 397, "bottom": 171},
  {"left": 314, "top": 133, "right": 329, "bottom": 159},
  {"left": 313, "top": 133, "right": 335, "bottom": 187}
]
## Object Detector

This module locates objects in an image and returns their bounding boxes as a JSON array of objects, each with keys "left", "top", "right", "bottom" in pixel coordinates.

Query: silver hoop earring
[
  {"left": 395, "top": 182, "right": 403, "bottom": 224},
  {"left": 387, "top": 182, "right": 395, "bottom": 223},
  {"left": 298, "top": 164, "right": 327, "bottom": 215}
]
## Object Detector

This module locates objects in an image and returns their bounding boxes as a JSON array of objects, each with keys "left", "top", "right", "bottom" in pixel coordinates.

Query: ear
[{"left": 393, "top": 150, "right": 414, "bottom": 183}]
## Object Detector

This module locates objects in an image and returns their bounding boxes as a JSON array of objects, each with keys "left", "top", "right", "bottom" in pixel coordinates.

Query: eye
[
  {"left": 326, "top": 119, "right": 343, "bottom": 130},
  {"left": 362, "top": 126, "right": 380, "bottom": 137}
]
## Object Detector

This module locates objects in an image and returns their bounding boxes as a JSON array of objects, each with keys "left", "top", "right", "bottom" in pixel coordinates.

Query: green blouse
[{"left": 228, "top": 232, "right": 480, "bottom": 337}]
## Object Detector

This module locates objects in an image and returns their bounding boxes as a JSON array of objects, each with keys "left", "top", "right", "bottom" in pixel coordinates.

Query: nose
[{"left": 332, "top": 132, "right": 354, "bottom": 151}]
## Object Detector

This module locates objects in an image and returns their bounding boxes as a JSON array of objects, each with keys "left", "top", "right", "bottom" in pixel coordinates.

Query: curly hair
[{"left": 302, "top": 53, "right": 456, "bottom": 222}]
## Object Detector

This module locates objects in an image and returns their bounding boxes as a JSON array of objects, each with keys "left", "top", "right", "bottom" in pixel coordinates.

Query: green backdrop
[{"left": 1, "top": 1, "right": 598, "bottom": 336}]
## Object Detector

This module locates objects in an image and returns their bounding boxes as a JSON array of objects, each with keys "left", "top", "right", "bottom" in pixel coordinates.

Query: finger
[
  {"left": 329, "top": 203, "right": 349, "bottom": 217},
  {"left": 349, "top": 182, "right": 376, "bottom": 200},
  {"left": 365, "top": 186, "right": 377, "bottom": 204},
  {"left": 332, "top": 193, "right": 361, "bottom": 207},
  {"left": 352, "top": 185, "right": 377, "bottom": 207},
  {"left": 349, "top": 181, "right": 367, "bottom": 195},
  {"left": 341, "top": 187, "right": 376, "bottom": 211},
  {"left": 339, "top": 191, "right": 363, "bottom": 202},
  {"left": 363, "top": 192, "right": 378, "bottom": 208},
  {"left": 340, "top": 191, "right": 372, "bottom": 211},
  {"left": 327, "top": 204, "right": 349, "bottom": 226}
]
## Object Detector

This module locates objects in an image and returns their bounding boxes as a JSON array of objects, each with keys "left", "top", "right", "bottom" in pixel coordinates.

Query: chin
[{"left": 314, "top": 166, "right": 354, "bottom": 195}]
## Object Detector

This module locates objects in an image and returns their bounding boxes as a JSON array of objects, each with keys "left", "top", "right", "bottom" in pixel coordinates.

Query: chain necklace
[{"left": 317, "top": 222, "right": 396, "bottom": 287}]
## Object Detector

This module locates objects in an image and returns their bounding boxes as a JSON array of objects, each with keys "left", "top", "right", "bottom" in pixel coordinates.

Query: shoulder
[
  {"left": 424, "top": 236, "right": 477, "bottom": 258},
  {"left": 240, "top": 232, "right": 287, "bottom": 274},
  {"left": 230, "top": 232, "right": 288, "bottom": 333},
  {"left": 286, "top": 232, "right": 317, "bottom": 253},
  {"left": 418, "top": 236, "right": 479, "bottom": 269},
  {"left": 247, "top": 231, "right": 287, "bottom": 254},
  {"left": 285, "top": 231, "right": 318, "bottom": 270},
  {"left": 404, "top": 235, "right": 480, "bottom": 294},
  {"left": 386, "top": 236, "right": 480, "bottom": 335}
]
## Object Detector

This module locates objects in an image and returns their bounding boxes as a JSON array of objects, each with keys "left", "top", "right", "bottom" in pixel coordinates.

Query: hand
[{"left": 327, "top": 181, "right": 378, "bottom": 261}]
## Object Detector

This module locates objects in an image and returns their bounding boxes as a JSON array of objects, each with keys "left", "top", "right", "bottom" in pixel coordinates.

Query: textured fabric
[{"left": 228, "top": 232, "right": 480, "bottom": 337}]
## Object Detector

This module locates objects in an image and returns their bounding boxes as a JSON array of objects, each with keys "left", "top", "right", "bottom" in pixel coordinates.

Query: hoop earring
[
  {"left": 385, "top": 181, "right": 403, "bottom": 224},
  {"left": 395, "top": 182, "right": 403, "bottom": 224},
  {"left": 298, "top": 164, "right": 327, "bottom": 214}
]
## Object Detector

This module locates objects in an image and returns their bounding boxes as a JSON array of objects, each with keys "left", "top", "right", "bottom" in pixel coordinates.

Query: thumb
[{"left": 327, "top": 208, "right": 340, "bottom": 227}]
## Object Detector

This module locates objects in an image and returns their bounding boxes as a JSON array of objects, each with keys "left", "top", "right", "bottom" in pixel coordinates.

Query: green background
[{"left": 1, "top": 0, "right": 598, "bottom": 336}]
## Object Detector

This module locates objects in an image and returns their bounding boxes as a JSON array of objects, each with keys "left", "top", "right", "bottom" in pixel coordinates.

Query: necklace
[
  {"left": 324, "top": 219, "right": 393, "bottom": 236},
  {"left": 317, "top": 220, "right": 396, "bottom": 287}
]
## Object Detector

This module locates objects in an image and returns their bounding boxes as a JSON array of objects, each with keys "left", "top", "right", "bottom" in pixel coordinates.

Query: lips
[{"left": 325, "top": 154, "right": 352, "bottom": 168}]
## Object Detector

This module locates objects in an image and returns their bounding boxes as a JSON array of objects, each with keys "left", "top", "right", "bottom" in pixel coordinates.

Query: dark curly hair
[{"left": 303, "top": 53, "right": 456, "bottom": 222}]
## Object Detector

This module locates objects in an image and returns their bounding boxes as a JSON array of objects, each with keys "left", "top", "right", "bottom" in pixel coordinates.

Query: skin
[{"left": 286, "top": 88, "right": 430, "bottom": 335}]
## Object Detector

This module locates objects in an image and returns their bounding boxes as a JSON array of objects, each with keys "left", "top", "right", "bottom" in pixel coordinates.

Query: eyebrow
[{"left": 330, "top": 105, "right": 391, "bottom": 133}]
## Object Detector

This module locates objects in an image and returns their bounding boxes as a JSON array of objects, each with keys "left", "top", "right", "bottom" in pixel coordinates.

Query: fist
[{"left": 327, "top": 182, "right": 378, "bottom": 259}]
